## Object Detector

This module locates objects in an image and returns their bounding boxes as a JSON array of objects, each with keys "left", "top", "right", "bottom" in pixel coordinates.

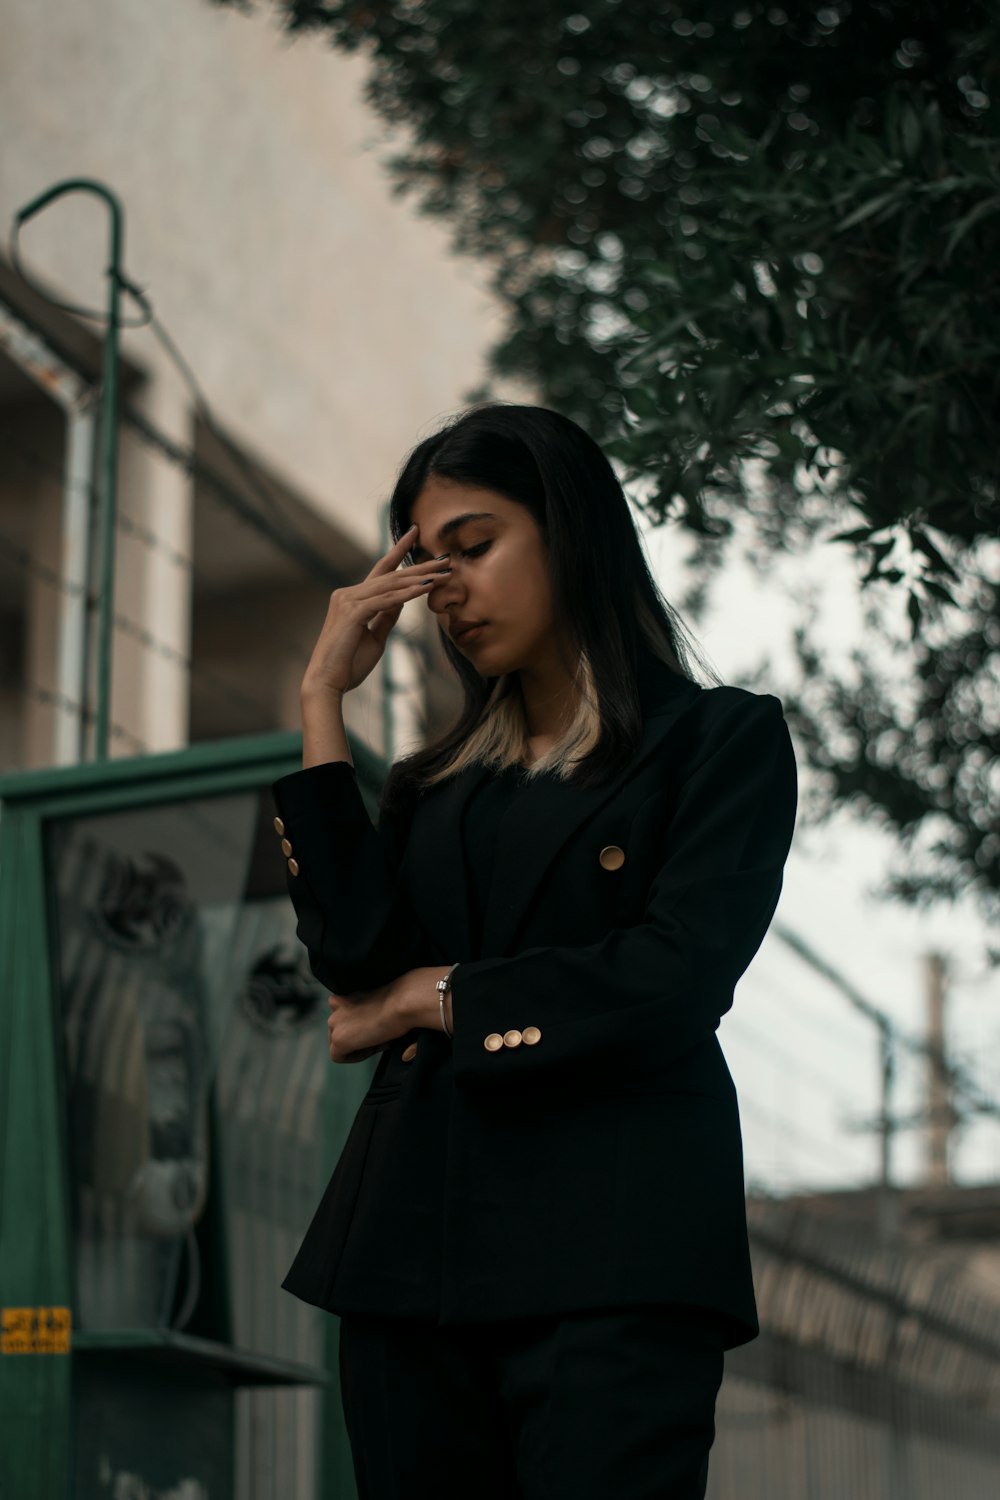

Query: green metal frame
[{"left": 0, "top": 729, "right": 386, "bottom": 1499}]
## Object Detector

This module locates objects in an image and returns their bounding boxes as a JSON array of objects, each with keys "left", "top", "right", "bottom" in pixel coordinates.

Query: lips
[{"left": 453, "top": 622, "right": 488, "bottom": 644}]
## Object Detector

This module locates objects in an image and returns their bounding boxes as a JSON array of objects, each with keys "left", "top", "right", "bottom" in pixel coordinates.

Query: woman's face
[{"left": 408, "top": 474, "right": 567, "bottom": 676}]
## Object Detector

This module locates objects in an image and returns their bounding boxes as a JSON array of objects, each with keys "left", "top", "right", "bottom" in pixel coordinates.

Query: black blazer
[{"left": 271, "top": 656, "right": 798, "bottom": 1350}]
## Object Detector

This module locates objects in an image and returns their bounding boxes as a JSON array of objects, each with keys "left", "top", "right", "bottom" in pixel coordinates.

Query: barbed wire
[
  {"left": 0, "top": 528, "right": 87, "bottom": 600},
  {"left": 10, "top": 675, "right": 148, "bottom": 756},
  {"left": 0, "top": 392, "right": 327, "bottom": 693},
  {"left": 774, "top": 926, "right": 1000, "bottom": 1126},
  {"left": 0, "top": 296, "right": 447, "bottom": 752},
  {"left": 737, "top": 963, "right": 873, "bottom": 1066},
  {"left": 739, "top": 1093, "right": 867, "bottom": 1183},
  {"left": 121, "top": 402, "right": 339, "bottom": 593},
  {"left": 116, "top": 507, "right": 192, "bottom": 574},
  {"left": 0, "top": 515, "right": 441, "bottom": 762},
  {"left": 0, "top": 425, "right": 193, "bottom": 573},
  {"left": 723, "top": 1012, "right": 859, "bottom": 1109},
  {"left": 0, "top": 422, "right": 315, "bottom": 673},
  {"left": 0, "top": 526, "right": 287, "bottom": 730},
  {"left": 744, "top": 952, "right": 1000, "bottom": 1133}
]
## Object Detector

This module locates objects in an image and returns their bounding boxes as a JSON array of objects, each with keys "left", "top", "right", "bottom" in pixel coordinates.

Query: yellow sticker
[{"left": 1, "top": 1307, "right": 71, "bottom": 1354}]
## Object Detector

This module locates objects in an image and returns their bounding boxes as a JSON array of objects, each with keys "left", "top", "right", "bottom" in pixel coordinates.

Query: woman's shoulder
[
  {"left": 682, "top": 685, "right": 790, "bottom": 768},
  {"left": 680, "top": 682, "right": 784, "bottom": 738},
  {"left": 639, "top": 679, "right": 787, "bottom": 765},
  {"left": 641, "top": 663, "right": 784, "bottom": 729},
  {"left": 696, "top": 683, "right": 785, "bottom": 719}
]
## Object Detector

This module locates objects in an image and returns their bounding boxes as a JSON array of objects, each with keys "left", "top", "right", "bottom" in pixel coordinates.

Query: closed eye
[{"left": 408, "top": 539, "right": 492, "bottom": 565}]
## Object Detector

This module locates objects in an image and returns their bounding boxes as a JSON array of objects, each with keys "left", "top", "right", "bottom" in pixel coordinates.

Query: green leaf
[
  {"left": 910, "top": 527, "right": 962, "bottom": 582},
  {"left": 924, "top": 579, "right": 958, "bottom": 606},
  {"left": 907, "top": 590, "right": 923, "bottom": 639},
  {"left": 943, "top": 194, "right": 1000, "bottom": 262},
  {"left": 829, "top": 526, "right": 877, "bottom": 543},
  {"left": 639, "top": 263, "right": 682, "bottom": 291},
  {"left": 901, "top": 104, "right": 923, "bottom": 164},
  {"left": 835, "top": 188, "right": 907, "bottom": 233}
]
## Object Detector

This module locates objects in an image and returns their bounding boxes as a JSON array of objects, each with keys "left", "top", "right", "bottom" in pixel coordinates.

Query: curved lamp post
[{"left": 14, "top": 179, "right": 125, "bottom": 761}]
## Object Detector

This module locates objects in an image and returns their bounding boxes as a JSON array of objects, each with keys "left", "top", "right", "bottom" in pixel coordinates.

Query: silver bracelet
[{"left": 436, "top": 962, "right": 460, "bottom": 1037}]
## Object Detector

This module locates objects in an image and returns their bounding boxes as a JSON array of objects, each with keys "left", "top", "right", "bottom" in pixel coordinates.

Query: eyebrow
[{"left": 409, "top": 512, "right": 497, "bottom": 560}]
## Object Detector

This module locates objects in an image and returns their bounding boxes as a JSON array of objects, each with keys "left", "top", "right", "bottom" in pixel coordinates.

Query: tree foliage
[{"left": 217, "top": 0, "right": 999, "bottom": 932}]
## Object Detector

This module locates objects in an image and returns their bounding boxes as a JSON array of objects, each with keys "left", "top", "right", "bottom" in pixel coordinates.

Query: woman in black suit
[{"left": 271, "top": 403, "right": 798, "bottom": 1499}]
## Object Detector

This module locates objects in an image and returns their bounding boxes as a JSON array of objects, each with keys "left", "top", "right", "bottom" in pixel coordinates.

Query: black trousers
[{"left": 337, "top": 1305, "right": 726, "bottom": 1500}]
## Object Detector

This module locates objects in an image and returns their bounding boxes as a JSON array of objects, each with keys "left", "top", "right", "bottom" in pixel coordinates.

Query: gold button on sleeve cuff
[
  {"left": 522, "top": 1026, "right": 542, "bottom": 1046},
  {"left": 280, "top": 838, "right": 293, "bottom": 857},
  {"left": 401, "top": 1042, "right": 418, "bottom": 1062},
  {"left": 287, "top": 857, "right": 300, "bottom": 876},
  {"left": 273, "top": 816, "right": 285, "bottom": 836},
  {"left": 599, "top": 844, "right": 625, "bottom": 870},
  {"left": 503, "top": 1029, "right": 523, "bottom": 1048},
  {"left": 484, "top": 1033, "right": 503, "bottom": 1052}
]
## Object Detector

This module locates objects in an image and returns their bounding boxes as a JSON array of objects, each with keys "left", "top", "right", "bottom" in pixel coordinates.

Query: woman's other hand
[{"left": 326, "top": 967, "right": 453, "bottom": 1063}]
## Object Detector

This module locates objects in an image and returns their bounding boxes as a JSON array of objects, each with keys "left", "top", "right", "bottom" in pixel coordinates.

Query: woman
[{"left": 271, "top": 403, "right": 798, "bottom": 1499}]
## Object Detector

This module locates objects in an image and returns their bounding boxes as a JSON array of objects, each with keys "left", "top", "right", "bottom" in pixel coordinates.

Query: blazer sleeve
[
  {"left": 270, "top": 760, "right": 431, "bottom": 994},
  {"left": 447, "top": 692, "right": 798, "bottom": 1091}
]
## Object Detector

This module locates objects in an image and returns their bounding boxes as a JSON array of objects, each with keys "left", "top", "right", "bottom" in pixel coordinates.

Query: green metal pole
[
  {"left": 14, "top": 179, "right": 125, "bottom": 762},
  {"left": 94, "top": 189, "right": 124, "bottom": 763}
]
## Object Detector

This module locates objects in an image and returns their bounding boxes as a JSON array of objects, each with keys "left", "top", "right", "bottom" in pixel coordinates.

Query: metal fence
[{"left": 710, "top": 1198, "right": 1000, "bottom": 1496}]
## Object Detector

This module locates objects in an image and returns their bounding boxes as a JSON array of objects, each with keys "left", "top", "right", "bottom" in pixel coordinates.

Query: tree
[{"left": 216, "top": 0, "right": 999, "bottom": 939}]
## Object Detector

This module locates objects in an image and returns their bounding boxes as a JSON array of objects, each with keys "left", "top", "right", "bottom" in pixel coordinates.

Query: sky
[{"left": 634, "top": 500, "right": 999, "bottom": 1197}]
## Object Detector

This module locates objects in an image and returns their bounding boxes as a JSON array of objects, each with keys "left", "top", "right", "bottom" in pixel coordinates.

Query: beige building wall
[{"left": 0, "top": 0, "right": 521, "bottom": 765}]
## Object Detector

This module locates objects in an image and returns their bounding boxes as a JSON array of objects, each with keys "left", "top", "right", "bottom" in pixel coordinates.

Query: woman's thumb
[{"left": 367, "top": 601, "right": 403, "bottom": 647}]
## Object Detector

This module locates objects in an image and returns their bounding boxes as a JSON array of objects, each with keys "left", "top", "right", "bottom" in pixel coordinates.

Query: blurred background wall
[{"left": 0, "top": 0, "right": 525, "bottom": 772}]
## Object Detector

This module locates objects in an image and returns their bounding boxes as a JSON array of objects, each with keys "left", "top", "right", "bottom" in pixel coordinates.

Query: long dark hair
[{"left": 380, "top": 402, "right": 721, "bottom": 814}]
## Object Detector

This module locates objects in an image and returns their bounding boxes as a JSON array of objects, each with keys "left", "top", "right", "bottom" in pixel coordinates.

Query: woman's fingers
[
  {"left": 363, "top": 523, "right": 451, "bottom": 595},
  {"left": 367, "top": 523, "right": 422, "bottom": 579},
  {"left": 301, "top": 524, "right": 449, "bottom": 698},
  {"left": 335, "top": 567, "right": 449, "bottom": 633},
  {"left": 327, "top": 986, "right": 404, "bottom": 1064},
  {"left": 317, "top": 570, "right": 447, "bottom": 678},
  {"left": 359, "top": 553, "right": 451, "bottom": 595},
  {"left": 328, "top": 993, "right": 378, "bottom": 1064}
]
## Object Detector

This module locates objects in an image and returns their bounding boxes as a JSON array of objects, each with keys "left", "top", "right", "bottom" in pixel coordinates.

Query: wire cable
[{"left": 9, "top": 215, "right": 151, "bottom": 329}]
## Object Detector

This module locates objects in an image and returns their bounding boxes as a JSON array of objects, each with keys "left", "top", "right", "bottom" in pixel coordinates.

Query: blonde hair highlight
[{"left": 420, "top": 591, "right": 685, "bottom": 787}]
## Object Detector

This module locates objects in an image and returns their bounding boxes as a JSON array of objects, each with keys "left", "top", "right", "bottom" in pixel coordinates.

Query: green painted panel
[
  {"left": 0, "top": 726, "right": 387, "bottom": 1499},
  {"left": 0, "top": 729, "right": 302, "bottom": 803},
  {"left": 73, "top": 1354, "right": 234, "bottom": 1497},
  {"left": 0, "top": 726, "right": 386, "bottom": 812},
  {"left": 0, "top": 804, "right": 73, "bottom": 1500}
]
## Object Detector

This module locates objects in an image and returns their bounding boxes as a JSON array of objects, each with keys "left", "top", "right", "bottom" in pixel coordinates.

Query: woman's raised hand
[{"left": 301, "top": 523, "right": 449, "bottom": 699}]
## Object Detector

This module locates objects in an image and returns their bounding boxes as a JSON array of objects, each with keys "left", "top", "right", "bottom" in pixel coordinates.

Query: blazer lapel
[
  {"left": 483, "top": 673, "right": 701, "bottom": 954},
  {"left": 408, "top": 760, "right": 492, "bottom": 960},
  {"left": 404, "top": 662, "right": 702, "bottom": 959}
]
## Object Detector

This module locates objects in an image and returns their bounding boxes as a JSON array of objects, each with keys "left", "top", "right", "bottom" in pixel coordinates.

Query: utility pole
[
  {"left": 924, "top": 951, "right": 951, "bottom": 1186},
  {"left": 875, "top": 1019, "right": 900, "bottom": 1243}
]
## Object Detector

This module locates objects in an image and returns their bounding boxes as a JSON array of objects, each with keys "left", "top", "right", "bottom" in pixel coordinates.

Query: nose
[{"left": 426, "top": 560, "right": 465, "bottom": 617}]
